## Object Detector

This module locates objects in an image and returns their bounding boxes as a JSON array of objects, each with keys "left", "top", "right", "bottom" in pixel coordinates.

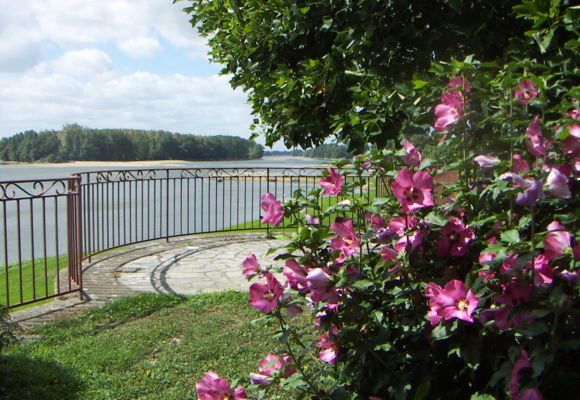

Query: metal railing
[
  {"left": 0, "top": 176, "right": 83, "bottom": 308},
  {"left": 78, "top": 167, "right": 373, "bottom": 259},
  {"left": 1, "top": 167, "right": 375, "bottom": 309},
  {"left": 0, "top": 166, "right": 460, "bottom": 309}
]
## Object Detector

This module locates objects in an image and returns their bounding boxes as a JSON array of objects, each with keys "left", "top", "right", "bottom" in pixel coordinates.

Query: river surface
[
  {"left": 0, "top": 156, "right": 329, "bottom": 181},
  {"left": 0, "top": 157, "right": 330, "bottom": 268}
]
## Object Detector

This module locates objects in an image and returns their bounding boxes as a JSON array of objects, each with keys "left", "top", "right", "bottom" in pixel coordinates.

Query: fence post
[
  {"left": 266, "top": 168, "right": 272, "bottom": 238},
  {"left": 75, "top": 176, "right": 83, "bottom": 299},
  {"left": 166, "top": 169, "right": 170, "bottom": 243},
  {"left": 67, "top": 176, "right": 83, "bottom": 299},
  {"left": 86, "top": 173, "right": 91, "bottom": 262}
]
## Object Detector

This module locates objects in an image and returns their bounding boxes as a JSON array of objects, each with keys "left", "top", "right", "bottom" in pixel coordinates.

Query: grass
[
  {"left": 1, "top": 292, "right": 283, "bottom": 400},
  {"left": 0, "top": 255, "right": 68, "bottom": 309}
]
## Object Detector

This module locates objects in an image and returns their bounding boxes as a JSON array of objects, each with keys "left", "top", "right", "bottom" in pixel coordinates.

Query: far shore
[{"left": 0, "top": 155, "right": 324, "bottom": 168}]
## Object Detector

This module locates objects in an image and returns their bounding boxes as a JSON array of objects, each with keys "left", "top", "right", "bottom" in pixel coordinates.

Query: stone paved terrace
[{"left": 9, "top": 233, "right": 287, "bottom": 338}]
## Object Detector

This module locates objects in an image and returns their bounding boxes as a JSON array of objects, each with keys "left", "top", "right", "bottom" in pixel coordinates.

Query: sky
[{"left": 0, "top": 0, "right": 276, "bottom": 147}]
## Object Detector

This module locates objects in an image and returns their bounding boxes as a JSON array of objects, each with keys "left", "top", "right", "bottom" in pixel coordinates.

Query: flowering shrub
[
  {"left": 195, "top": 69, "right": 578, "bottom": 398},
  {"left": 194, "top": 3, "right": 579, "bottom": 400}
]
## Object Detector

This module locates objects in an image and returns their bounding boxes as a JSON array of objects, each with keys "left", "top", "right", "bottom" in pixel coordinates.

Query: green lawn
[
  {"left": 0, "top": 255, "right": 68, "bottom": 308},
  {"left": 1, "top": 292, "right": 286, "bottom": 400}
]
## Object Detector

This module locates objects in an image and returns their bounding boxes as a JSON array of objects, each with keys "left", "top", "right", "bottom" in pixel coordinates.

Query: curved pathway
[{"left": 10, "top": 233, "right": 287, "bottom": 337}]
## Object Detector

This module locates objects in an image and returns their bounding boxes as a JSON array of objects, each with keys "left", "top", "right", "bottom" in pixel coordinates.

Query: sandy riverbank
[
  {"left": 1, "top": 156, "right": 326, "bottom": 168},
  {"left": 1, "top": 160, "right": 205, "bottom": 168}
]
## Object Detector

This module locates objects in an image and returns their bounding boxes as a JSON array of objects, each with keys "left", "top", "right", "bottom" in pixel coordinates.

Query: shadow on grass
[{"left": 0, "top": 354, "right": 83, "bottom": 400}]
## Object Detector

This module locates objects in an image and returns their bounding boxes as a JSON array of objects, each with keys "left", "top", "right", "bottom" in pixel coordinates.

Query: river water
[
  {"left": 0, "top": 156, "right": 329, "bottom": 181},
  {"left": 0, "top": 157, "right": 330, "bottom": 266}
]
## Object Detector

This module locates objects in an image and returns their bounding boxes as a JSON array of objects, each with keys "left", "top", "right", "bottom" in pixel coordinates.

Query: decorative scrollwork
[
  {"left": 177, "top": 168, "right": 268, "bottom": 179},
  {"left": 277, "top": 167, "right": 326, "bottom": 177},
  {"left": 89, "top": 169, "right": 161, "bottom": 183},
  {"left": 0, "top": 179, "right": 69, "bottom": 200}
]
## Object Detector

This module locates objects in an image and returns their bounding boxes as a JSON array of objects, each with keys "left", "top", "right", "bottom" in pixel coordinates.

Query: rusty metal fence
[{"left": 1, "top": 167, "right": 377, "bottom": 309}]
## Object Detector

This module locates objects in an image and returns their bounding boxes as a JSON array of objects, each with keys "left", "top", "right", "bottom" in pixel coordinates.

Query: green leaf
[
  {"left": 371, "top": 197, "right": 390, "bottom": 206},
  {"left": 431, "top": 324, "right": 450, "bottom": 340},
  {"left": 414, "top": 381, "right": 431, "bottom": 400},
  {"left": 425, "top": 212, "right": 448, "bottom": 226},
  {"left": 517, "top": 321, "right": 549, "bottom": 337},
  {"left": 352, "top": 279, "right": 373, "bottom": 290},
  {"left": 501, "top": 229, "right": 521, "bottom": 244},
  {"left": 412, "top": 80, "right": 429, "bottom": 89},
  {"left": 470, "top": 394, "right": 496, "bottom": 400}
]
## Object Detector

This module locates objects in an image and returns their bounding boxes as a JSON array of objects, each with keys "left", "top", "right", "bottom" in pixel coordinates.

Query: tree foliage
[
  {"left": 180, "top": 0, "right": 538, "bottom": 151},
  {"left": 0, "top": 124, "right": 263, "bottom": 162},
  {"left": 303, "top": 143, "right": 352, "bottom": 159},
  {"left": 184, "top": 0, "right": 579, "bottom": 399}
]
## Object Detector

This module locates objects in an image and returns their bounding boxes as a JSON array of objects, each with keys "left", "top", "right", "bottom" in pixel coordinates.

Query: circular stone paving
[{"left": 116, "top": 238, "right": 287, "bottom": 295}]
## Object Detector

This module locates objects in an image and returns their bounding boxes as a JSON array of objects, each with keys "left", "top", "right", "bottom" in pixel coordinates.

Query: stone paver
[
  {"left": 9, "top": 233, "right": 288, "bottom": 337},
  {"left": 117, "top": 239, "right": 284, "bottom": 294}
]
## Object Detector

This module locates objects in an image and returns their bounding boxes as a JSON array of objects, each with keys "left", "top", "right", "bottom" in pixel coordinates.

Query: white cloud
[
  {"left": 117, "top": 37, "right": 163, "bottom": 57},
  {"left": 0, "top": 70, "right": 253, "bottom": 137},
  {"left": 0, "top": 0, "right": 208, "bottom": 59},
  {"left": 48, "top": 49, "right": 114, "bottom": 78},
  {"left": 0, "top": 1, "right": 257, "bottom": 144},
  {"left": 0, "top": 40, "right": 42, "bottom": 72}
]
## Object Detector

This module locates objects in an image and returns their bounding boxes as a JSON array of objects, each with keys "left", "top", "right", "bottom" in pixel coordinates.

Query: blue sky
[{"left": 0, "top": 0, "right": 281, "bottom": 148}]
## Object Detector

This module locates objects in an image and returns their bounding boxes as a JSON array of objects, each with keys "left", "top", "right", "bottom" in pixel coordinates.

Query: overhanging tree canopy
[{"left": 180, "top": 0, "right": 532, "bottom": 151}]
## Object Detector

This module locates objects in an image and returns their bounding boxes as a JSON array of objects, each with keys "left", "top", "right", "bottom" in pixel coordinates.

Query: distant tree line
[
  {"left": 264, "top": 144, "right": 352, "bottom": 159},
  {"left": 303, "top": 144, "right": 352, "bottom": 159},
  {"left": 263, "top": 149, "right": 304, "bottom": 156},
  {"left": 0, "top": 124, "right": 263, "bottom": 162}
]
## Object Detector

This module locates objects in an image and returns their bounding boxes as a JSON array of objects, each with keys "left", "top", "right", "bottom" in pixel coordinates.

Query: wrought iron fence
[
  {"left": 77, "top": 168, "right": 374, "bottom": 259},
  {"left": 0, "top": 166, "right": 458, "bottom": 309},
  {"left": 0, "top": 176, "right": 83, "bottom": 308}
]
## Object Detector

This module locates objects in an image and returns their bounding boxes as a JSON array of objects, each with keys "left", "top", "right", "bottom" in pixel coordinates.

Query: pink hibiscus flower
[
  {"left": 283, "top": 259, "right": 309, "bottom": 292},
  {"left": 567, "top": 99, "right": 579, "bottom": 119},
  {"left": 381, "top": 246, "right": 398, "bottom": 262},
  {"left": 260, "top": 193, "right": 284, "bottom": 226},
  {"left": 509, "top": 350, "right": 544, "bottom": 400},
  {"left": 490, "top": 282, "right": 533, "bottom": 330},
  {"left": 528, "top": 255, "right": 553, "bottom": 286},
  {"left": 448, "top": 77, "right": 471, "bottom": 92},
  {"left": 401, "top": 139, "right": 422, "bottom": 167},
  {"left": 526, "top": 115, "right": 547, "bottom": 158},
  {"left": 434, "top": 91, "right": 464, "bottom": 132},
  {"left": 365, "top": 212, "right": 385, "bottom": 230},
  {"left": 514, "top": 79, "right": 538, "bottom": 105},
  {"left": 242, "top": 253, "right": 260, "bottom": 278},
  {"left": 478, "top": 251, "right": 498, "bottom": 282},
  {"left": 474, "top": 154, "right": 500, "bottom": 168},
  {"left": 391, "top": 169, "right": 434, "bottom": 213},
  {"left": 512, "top": 154, "right": 530, "bottom": 174},
  {"left": 306, "top": 268, "right": 338, "bottom": 303},
  {"left": 424, "top": 280, "right": 479, "bottom": 325},
  {"left": 543, "top": 220, "right": 571, "bottom": 261},
  {"left": 499, "top": 173, "right": 545, "bottom": 207},
  {"left": 196, "top": 371, "right": 247, "bottom": 400},
  {"left": 546, "top": 167, "right": 571, "bottom": 199},
  {"left": 562, "top": 124, "right": 580, "bottom": 156},
  {"left": 388, "top": 215, "right": 417, "bottom": 236},
  {"left": 330, "top": 218, "right": 361, "bottom": 259},
  {"left": 316, "top": 333, "right": 338, "bottom": 364},
  {"left": 436, "top": 217, "right": 474, "bottom": 257},
  {"left": 394, "top": 230, "right": 424, "bottom": 254},
  {"left": 320, "top": 168, "right": 344, "bottom": 196},
  {"left": 249, "top": 353, "right": 296, "bottom": 385},
  {"left": 249, "top": 272, "right": 283, "bottom": 314}
]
